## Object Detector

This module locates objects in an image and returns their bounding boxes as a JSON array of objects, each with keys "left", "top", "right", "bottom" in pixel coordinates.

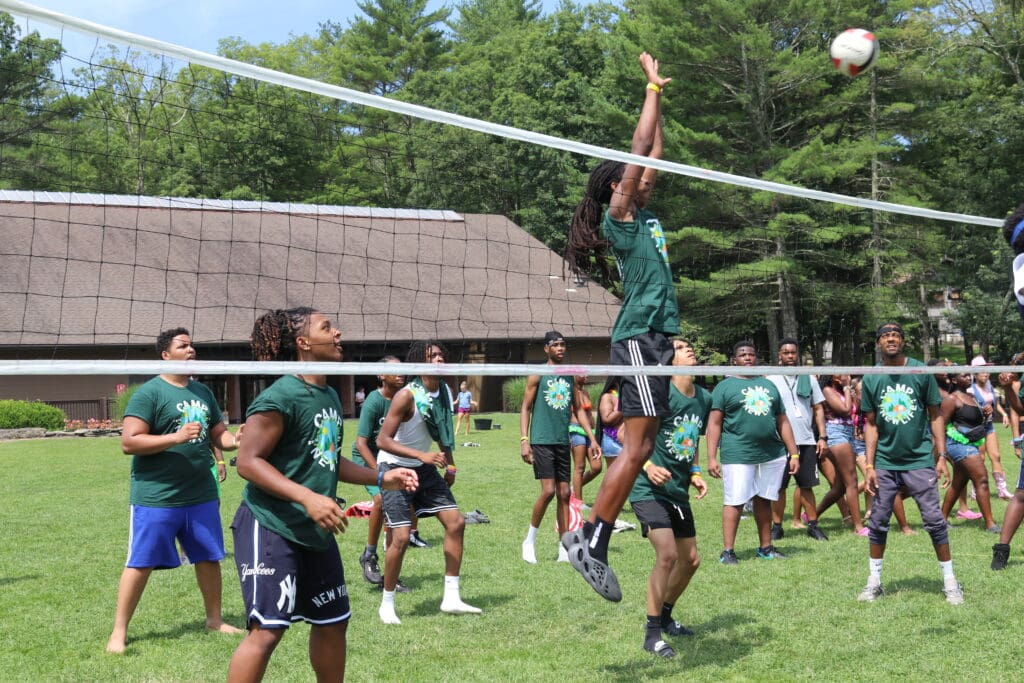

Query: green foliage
[
  {"left": 0, "top": 399, "right": 66, "bottom": 430},
  {"left": 112, "top": 383, "right": 143, "bottom": 421},
  {"left": 501, "top": 376, "right": 526, "bottom": 412}
]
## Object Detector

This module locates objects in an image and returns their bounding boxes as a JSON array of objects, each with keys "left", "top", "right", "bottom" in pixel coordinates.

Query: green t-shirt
[
  {"left": 125, "top": 376, "right": 222, "bottom": 507},
  {"left": 602, "top": 208, "right": 681, "bottom": 342},
  {"left": 242, "top": 375, "right": 344, "bottom": 551},
  {"left": 351, "top": 389, "right": 390, "bottom": 467},
  {"left": 710, "top": 377, "right": 786, "bottom": 465},
  {"left": 859, "top": 358, "right": 941, "bottom": 470},
  {"left": 529, "top": 374, "right": 574, "bottom": 445},
  {"left": 630, "top": 384, "right": 712, "bottom": 504}
]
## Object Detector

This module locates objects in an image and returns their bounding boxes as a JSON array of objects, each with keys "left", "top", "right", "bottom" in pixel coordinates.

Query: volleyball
[{"left": 830, "top": 28, "right": 879, "bottom": 77}]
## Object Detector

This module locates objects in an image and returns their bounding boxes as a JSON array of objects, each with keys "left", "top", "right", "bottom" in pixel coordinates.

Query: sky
[{"left": 11, "top": 0, "right": 590, "bottom": 54}]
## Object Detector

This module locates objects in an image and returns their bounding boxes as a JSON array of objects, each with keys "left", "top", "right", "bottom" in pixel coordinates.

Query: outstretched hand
[
  {"left": 382, "top": 467, "right": 419, "bottom": 492},
  {"left": 639, "top": 52, "right": 671, "bottom": 88}
]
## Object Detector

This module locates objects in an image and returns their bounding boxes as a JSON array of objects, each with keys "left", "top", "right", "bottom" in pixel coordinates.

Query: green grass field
[{"left": 3, "top": 414, "right": 1024, "bottom": 682}]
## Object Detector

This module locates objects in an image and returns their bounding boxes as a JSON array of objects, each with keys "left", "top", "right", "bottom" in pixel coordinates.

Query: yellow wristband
[
  {"left": 690, "top": 472, "right": 703, "bottom": 480},
  {"left": 789, "top": 453, "right": 800, "bottom": 459},
  {"left": 865, "top": 464, "right": 874, "bottom": 470},
  {"left": 216, "top": 460, "right": 225, "bottom": 465},
  {"left": 643, "top": 461, "right": 652, "bottom": 471},
  {"left": 646, "top": 82, "right": 662, "bottom": 94},
  {"left": 520, "top": 436, "right": 529, "bottom": 442}
]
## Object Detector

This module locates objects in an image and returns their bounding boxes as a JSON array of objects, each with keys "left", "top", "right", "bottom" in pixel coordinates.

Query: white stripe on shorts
[{"left": 628, "top": 338, "right": 656, "bottom": 416}]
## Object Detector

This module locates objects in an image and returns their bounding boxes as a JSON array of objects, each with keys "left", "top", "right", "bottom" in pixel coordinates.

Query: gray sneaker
[
  {"left": 943, "top": 581, "right": 964, "bottom": 605},
  {"left": 857, "top": 580, "right": 884, "bottom": 602}
]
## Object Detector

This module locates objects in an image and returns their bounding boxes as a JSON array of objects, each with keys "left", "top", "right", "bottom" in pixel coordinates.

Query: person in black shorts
[
  {"left": 227, "top": 308, "right": 417, "bottom": 682},
  {"left": 561, "top": 52, "right": 676, "bottom": 602},
  {"left": 375, "top": 341, "right": 481, "bottom": 624},
  {"left": 629, "top": 340, "right": 710, "bottom": 659},
  {"left": 519, "top": 331, "right": 599, "bottom": 564}
]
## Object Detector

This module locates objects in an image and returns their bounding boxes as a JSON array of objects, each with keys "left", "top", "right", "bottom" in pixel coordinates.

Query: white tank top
[{"left": 376, "top": 388, "right": 433, "bottom": 467}]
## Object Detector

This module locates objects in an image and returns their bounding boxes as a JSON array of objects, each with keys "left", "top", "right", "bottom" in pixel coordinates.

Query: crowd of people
[{"left": 102, "top": 52, "right": 1024, "bottom": 681}]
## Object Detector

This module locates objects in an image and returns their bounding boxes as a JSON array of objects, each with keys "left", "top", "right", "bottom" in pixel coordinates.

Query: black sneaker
[
  {"left": 644, "top": 639, "right": 676, "bottom": 659},
  {"left": 770, "top": 523, "right": 784, "bottom": 541},
  {"left": 756, "top": 545, "right": 788, "bottom": 560},
  {"left": 662, "top": 620, "right": 694, "bottom": 637},
  {"left": 719, "top": 549, "right": 739, "bottom": 565},
  {"left": 992, "top": 543, "right": 1011, "bottom": 571},
  {"left": 409, "top": 531, "right": 431, "bottom": 548},
  {"left": 395, "top": 580, "right": 413, "bottom": 593},
  {"left": 561, "top": 529, "right": 622, "bottom": 602},
  {"left": 807, "top": 523, "right": 829, "bottom": 541},
  {"left": 359, "top": 550, "right": 383, "bottom": 585}
]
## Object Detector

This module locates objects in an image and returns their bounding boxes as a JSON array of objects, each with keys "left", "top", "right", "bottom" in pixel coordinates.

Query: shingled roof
[{"left": 0, "top": 191, "right": 620, "bottom": 346}]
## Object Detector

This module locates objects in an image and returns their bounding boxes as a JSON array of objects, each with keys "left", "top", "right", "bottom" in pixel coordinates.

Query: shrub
[
  {"left": 502, "top": 376, "right": 527, "bottom": 413},
  {"left": 0, "top": 400, "right": 67, "bottom": 430},
  {"left": 113, "top": 383, "right": 144, "bottom": 420}
]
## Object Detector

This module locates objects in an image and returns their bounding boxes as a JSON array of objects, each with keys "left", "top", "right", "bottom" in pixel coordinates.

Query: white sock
[
  {"left": 379, "top": 590, "right": 400, "bottom": 625},
  {"left": 869, "top": 558, "right": 883, "bottom": 581},
  {"left": 939, "top": 560, "right": 955, "bottom": 581},
  {"left": 444, "top": 575, "right": 460, "bottom": 600},
  {"left": 525, "top": 526, "right": 538, "bottom": 544}
]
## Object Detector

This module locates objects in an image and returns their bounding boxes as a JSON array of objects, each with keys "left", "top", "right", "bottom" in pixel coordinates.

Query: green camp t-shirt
[
  {"left": 351, "top": 389, "right": 390, "bottom": 467},
  {"left": 602, "top": 208, "right": 681, "bottom": 342},
  {"left": 710, "top": 377, "right": 786, "bottom": 465},
  {"left": 630, "top": 384, "right": 712, "bottom": 504},
  {"left": 529, "top": 374, "right": 574, "bottom": 445},
  {"left": 125, "top": 376, "right": 222, "bottom": 507},
  {"left": 859, "top": 358, "right": 941, "bottom": 471},
  {"left": 242, "top": 375, "right": 344, "bottom": 551}
]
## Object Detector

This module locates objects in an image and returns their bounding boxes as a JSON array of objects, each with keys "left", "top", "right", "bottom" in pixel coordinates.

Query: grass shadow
[{"left": 0, "top": 573, "right": 41, "bottom": 586}]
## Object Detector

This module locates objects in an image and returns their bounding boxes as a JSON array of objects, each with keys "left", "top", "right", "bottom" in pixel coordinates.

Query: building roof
[{"left": 0, "top": 191, "right": 620, "bottom": 346}]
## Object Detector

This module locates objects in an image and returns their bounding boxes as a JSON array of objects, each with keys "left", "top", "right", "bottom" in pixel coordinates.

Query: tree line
[{"left": 2, "top": 0, "right": 1023, "bottom": 362}]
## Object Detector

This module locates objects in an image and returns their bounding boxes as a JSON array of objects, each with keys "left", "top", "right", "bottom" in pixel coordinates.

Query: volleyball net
[{"left": 0, "top": 0, "right": 1021, "bottom": 411}]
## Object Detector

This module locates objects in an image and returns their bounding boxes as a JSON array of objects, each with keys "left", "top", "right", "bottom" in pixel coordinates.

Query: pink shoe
[
  {"left": 801, "top": 511, "right": 809, "bottom": 524},
  {"left": 857, "top": 527, "right": 870, "bottom": 537},
  {"left": 956, "top": 509, "right": 983, "bottom": 520}
]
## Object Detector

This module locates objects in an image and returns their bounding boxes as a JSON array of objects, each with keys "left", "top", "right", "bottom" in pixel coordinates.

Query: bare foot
[
  {"left": 790, "top": 522, "right": 807, "bottom": 530},
  {"left": 900, "top": 527, "right": 917, "bottom": 536},
  {"left": 206, "top": 620, "right": 244, "bottom": 635},
  {"left": 106, "top": 633, "right": 126, "bottom": 654}
]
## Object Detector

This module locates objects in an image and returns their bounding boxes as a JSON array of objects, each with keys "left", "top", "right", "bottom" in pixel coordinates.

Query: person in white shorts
[{"left": 706, "top": 341, "right": 799, "bottom": 564}]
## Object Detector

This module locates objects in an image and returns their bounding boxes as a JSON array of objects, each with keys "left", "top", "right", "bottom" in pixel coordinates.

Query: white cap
[{"left": 970, "top": 355, "right": 991, "bottom": 367}]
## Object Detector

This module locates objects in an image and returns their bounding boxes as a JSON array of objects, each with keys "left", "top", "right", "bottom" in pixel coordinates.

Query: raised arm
[{"left": 608, "top": 53, "right": 671, "bottom": 221}]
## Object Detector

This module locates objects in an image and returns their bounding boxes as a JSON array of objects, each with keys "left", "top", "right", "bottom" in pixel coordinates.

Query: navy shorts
[
  {"left": 380, "top": 463, "right": 458, "bottom": 528},
  {"left": 632, "top": 498, "right": 696, "bottom": 539},
  {"left": 126, "top": 499, "right": 225, "bottom": 569},
  {"left": 610, "top": 330, "right": 673, "bottom": 418},
  {"left": 231, "top": 502, "right": 350, "bottom": 629},
  {"left": 532, "top": 444, "right": 571, "bottom": 483}
]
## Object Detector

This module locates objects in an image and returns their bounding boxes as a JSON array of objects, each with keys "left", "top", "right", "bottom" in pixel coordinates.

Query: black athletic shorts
[
  {"left": 779, "top": 444, "right": 820, "bottom": 489},
  {"left": 380, "top": 463, "right": 458, "bottom": 528},
  {"left": 633, "top": 498, "right": 696, "bottom": 539},
  {"left": 531, "top": 443, "right": 571, "bottom": 483},
  {"left": 231, "top": 502, "right": 350, "bottom": 629},
  {"left": 610, "top": 330, "right": 673, "bottom": 418}
]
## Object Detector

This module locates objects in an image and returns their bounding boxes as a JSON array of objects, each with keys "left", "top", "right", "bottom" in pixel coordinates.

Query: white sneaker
[
  {"left": 612, "top": 519, "right": 636, "bottom": 534},
  {"left": 440, "top": 598, "right": 482, "bottom": 614},
  {"left": 857, "top": 578, "right": 884, "bottom": 602},
  {"left": 943, "top": 580, "right": 964, "bottom": 605},
  {"left": 557, "top": 542, "right": 569, "bottom": 563},
  {"left": 378, "top": 601, "right": 401, "bottom": 625},
  {"left": 522, "top": 539, "right": 537, "bottom": 564}
]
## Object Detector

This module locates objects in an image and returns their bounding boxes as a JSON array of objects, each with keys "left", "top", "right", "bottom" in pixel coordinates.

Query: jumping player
[{"left": 561, "top": 52, "right": 675, "bottom": 602}]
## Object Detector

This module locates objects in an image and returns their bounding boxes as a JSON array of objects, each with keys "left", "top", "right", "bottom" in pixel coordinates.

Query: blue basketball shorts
[{"left": 126, "top": 499, "right": 225, "bottom": 569}]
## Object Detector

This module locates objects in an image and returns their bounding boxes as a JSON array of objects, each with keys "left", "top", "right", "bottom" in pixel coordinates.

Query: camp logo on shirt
[
  {"left": 409, "top": 383, "right": 433, "bottom": 416},
  {"left": 176, "top": 399, "right": 210, "bottom": 443},
  {"left": 741, "top": 385, "right": 773, "bottom": 417},
  {"left": 543, "top": 377, "right": 572, "bottom": 411},
  {"left": 665, "top": 414, "right": 702, "bottom": 462},
  {"left": 646, "top": 217, "right": 669, "bottom": 266},
  {"left": 878, "top": 384, "right": 917, "bottom": 426},
  {"left": 310, "top": 407, "right": 341, "bottom": 470}
]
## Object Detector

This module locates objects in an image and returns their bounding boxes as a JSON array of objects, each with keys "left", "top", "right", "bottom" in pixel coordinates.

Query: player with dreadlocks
[
  {"left": 227, "top": 307, "right": 418, "bottom": 682},
  {"left": 561, "top": 52, "right": 675, "bottom": 602}
]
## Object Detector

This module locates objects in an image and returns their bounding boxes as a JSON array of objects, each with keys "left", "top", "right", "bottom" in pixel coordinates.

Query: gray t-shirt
[{"left": 767, "top": 375, "right": 824, "bottom": 445}]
